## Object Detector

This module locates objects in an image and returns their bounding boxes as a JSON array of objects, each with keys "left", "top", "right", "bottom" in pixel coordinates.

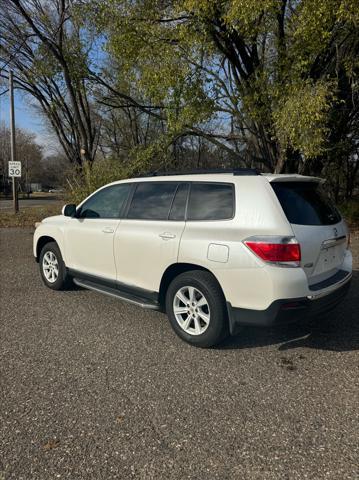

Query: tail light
[{"left": 244, "top": 236, "right": 301, "bottom": 267}]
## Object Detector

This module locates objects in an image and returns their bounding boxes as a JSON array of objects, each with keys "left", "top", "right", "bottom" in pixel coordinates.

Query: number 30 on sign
[{"left": 8, "top": 161, "right": 21, "bottom": 178}]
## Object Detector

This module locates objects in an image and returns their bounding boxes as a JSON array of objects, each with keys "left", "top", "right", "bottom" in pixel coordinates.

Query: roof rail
[{"left": 141, "top": 168, "right": 260, "bottom": 177}]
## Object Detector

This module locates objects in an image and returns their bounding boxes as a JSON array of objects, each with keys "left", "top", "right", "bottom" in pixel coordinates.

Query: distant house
[{"left": 30, "top": 183, "right": 42, "bottom": 192}]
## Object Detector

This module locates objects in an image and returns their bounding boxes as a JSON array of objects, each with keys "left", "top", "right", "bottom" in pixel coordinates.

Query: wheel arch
[
  {"left": 158, "top": 262, "right": 226, "bottom": 308},
  {"left": 36, "top": 235, "right": 60, "bottom": 262}
]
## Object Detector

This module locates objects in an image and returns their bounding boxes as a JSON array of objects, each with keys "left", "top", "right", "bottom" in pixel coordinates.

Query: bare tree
[
  {"left": 0, "top": 123, "right": 45, "bottom": 192},
  {"left": 0, "top": 0, "right": 101, "bottom": 165}
]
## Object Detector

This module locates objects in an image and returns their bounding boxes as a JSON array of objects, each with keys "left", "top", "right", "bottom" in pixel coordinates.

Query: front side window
[
  {"left": 127, "top": 182, "right": 178, "bottom": 220},
  {"left": 187, "top": 183, "right": 235, "bottom": 221},
  {"left": 79, "top": 184, "right": 131, "bottom": 219}
]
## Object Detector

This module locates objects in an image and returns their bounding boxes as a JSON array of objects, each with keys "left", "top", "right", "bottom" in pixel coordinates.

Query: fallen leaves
[{"left": 42, "top": 439, "right": 60, "bottom": 451}]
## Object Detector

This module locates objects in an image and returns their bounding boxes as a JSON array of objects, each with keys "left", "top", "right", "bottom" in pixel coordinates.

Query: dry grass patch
[{"left": 0, "top": 204, "right": 62, "bottom": 228}]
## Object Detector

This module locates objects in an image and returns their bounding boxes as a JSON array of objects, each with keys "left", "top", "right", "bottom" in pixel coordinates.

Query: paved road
[
  {"left": 0, "top": 196, "right": 62, "bottom": 210},
  {"left": 0, "top": 228, "right": 358, "bottom": 480}
]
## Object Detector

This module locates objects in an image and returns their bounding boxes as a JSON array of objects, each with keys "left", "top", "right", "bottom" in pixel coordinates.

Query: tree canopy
[
  {"left": 95, "top": 0, "right": 359, "bottom": 174},
  {"left": 0, "top": 0, "right": 358, "bottom": 198}
]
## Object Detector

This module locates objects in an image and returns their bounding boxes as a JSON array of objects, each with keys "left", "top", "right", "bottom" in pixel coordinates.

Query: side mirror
[{"left": 62, "top": 204, "right": 77, "bottom": 217}]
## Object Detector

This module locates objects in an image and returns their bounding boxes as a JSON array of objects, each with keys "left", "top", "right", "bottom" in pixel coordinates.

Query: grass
[
  {"left": 0, "top": 204, "right": 62, "bottom": 228},
  {"left": 0, "top": 192, "right": 63, "bottom": 199}
]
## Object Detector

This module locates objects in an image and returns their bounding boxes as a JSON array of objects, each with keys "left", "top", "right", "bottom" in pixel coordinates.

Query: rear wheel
[
  {"left": 166, "top": 271, "right": 228, "bottom": 347},
  {"left": 39, "top": 242, "right": 71, "bottom": 290}
]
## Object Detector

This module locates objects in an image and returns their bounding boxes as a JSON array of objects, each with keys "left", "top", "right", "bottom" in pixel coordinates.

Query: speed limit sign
[{"left": 8, "top": 161, "right": 21, "bottom": 178}]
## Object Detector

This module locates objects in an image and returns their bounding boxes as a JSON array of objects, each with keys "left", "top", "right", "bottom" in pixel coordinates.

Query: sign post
[
  {"left": 9, "top": 70, "right": 19, "bottom": 213},
  {"left": 8, "top": 161, "right": 21, "bottom": 213}
]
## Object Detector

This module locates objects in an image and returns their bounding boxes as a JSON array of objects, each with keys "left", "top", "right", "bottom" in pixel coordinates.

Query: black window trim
[
  {"left": 122, "top": 182, "right": 137, "bottom": 218},
  {"left": 167, "top": 182, "right": 180, "bottom": 220},
  {"left": 122, "top": 180, "right": 236, "bottom": 222},
  {"left": 168, "top": 182, "right": 190, "bottom": 221},
  {"left": 77, "top": 182, "right": 133, "bottom": 220}
]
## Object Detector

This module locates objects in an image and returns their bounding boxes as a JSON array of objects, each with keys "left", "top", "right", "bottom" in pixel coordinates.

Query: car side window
[
  {"left": 187, "top": 183, "right": 234, "bottom": 221},
  {"left": 169, "top": 183, "right": 189, "bottom": 221},
  {"left": 127, "top": 182, "right": 178, "bottom": 220},
  {"left": 79, "top": 184, "right": 131, "bottom": 219}
]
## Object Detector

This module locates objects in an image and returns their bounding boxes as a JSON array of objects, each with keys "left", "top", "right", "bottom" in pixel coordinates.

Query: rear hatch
[{"left": 270, "top": 179, "right": 348, "bottom": 285}]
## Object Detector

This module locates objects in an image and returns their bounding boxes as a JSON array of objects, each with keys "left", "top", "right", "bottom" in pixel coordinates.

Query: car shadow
[{"left": 219, "top": 270, "right": 359, "bottom": 352}]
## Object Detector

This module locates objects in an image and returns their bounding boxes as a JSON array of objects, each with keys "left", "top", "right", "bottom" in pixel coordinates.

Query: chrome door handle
[
  {"left": 159, "top": 232, "right": 176, "bottom": 240},
  {"left": 102, "top": 227, "right": 114, "bottom": 233}
]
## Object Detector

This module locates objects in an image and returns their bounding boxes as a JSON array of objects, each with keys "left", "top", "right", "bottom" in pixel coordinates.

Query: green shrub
[{"left": 65, "top": 159, "right": 128, "bottom": 205}]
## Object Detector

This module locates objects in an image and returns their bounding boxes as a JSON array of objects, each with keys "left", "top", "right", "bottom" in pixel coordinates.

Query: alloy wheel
[
  {"left": 42, "top": 251, "right": 59, "bottom": 283},
  {"left": 173, "top": 286, "right": 210, "bottom": 335}
]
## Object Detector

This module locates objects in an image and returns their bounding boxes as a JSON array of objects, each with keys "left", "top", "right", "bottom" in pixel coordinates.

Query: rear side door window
[
  {"left": 127, "top": 182, "right": 178, "bottom": 220},
  {"left": 169, "top": 183, "right": 189, "bottom": 221},
  {"left": 187, "top": 183, "right": 235, "bottom": 221}
]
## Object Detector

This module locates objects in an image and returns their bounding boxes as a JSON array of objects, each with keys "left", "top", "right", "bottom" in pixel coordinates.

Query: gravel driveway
[{"left": 0, "top": 228, "right": 358, "bottom": 479}]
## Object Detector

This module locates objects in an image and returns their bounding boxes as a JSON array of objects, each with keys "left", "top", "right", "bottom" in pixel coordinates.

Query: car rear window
[
  {"left": 187, "top": 183, "right": 234, "bottom": 221},
  {"left": 271, "top": 181, "right": 341, "bottom": 225}
]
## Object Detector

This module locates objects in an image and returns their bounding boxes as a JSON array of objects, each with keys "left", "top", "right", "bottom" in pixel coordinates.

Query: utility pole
[{"left": 9, "top": 70, "right": 18, "bottom": 213}]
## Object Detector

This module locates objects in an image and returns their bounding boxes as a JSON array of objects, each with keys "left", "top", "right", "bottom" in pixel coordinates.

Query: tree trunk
[{"left": 274, "top": 145, "right": 286, "bottom": 173}]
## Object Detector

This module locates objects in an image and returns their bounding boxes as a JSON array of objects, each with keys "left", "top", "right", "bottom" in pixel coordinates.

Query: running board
[{"left": 73, "top": 278, "right": 160, "bottom": 310}]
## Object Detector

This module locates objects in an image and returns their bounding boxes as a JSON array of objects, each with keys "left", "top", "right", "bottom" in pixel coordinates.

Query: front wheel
[
  {"left": 39, "top": 241, "right": 71, "bottom": 290},
  {"left": 165, "top": 271, "right": 228, "bottom": 347}
]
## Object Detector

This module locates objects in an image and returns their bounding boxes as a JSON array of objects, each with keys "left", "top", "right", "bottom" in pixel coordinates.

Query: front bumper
[{"left": 227, "top": 274, "right": 352, "bottom": 335}]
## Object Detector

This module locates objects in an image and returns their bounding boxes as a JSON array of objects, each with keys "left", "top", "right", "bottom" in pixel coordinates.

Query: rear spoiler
[{"left": 264, "top": 174, "right": 325, "bottom": 183}]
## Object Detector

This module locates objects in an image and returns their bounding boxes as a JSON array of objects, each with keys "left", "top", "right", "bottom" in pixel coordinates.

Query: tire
[
  {"left": 165, "top": 270, "right": 229, "bottom": 347},
  {"left": 39, "top": 241, "right": 72, "bottom": 291}
]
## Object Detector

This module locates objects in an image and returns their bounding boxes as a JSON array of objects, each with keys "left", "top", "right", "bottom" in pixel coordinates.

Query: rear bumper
[{"left": 227, "top": 274, "right": 352, "bottom": 334}]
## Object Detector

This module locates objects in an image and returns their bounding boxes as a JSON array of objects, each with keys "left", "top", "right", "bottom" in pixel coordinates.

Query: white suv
[{"left": 34, "top": 169, "right": 352, "bottom": 347}]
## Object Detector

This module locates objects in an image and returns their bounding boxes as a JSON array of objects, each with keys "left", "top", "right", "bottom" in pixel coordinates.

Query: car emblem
[{"left": 333, "top": 227, "right": 338, "bottom": 237}]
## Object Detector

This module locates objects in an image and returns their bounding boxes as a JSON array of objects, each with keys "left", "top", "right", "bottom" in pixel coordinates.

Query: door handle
[
  {"left": 159, "top": 232, "right": 176, "bottom": 240},
  {"left": 102, "top": 227, "right": 114, "bottom": 234}
]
